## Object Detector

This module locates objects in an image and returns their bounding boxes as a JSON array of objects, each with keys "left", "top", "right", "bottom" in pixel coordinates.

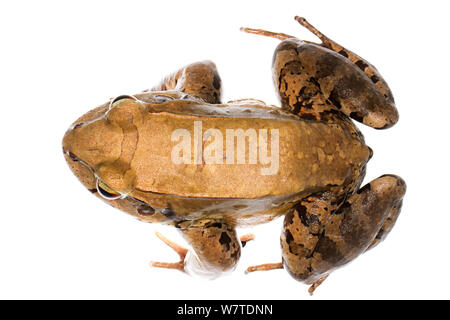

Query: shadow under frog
[{"left": 62, "top": 17, "right": 406, "bottom": 294}]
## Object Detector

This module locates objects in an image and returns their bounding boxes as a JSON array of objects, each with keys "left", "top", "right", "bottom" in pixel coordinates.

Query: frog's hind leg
[
  {"left": 279, "top": 175, "right": 406, "bottom": 293},
  {"left": 319, "top": 174, "right": 406, "bottom": 270},
  {"left": 248, "top": 175, "right": 406, "bottom": 293},
  {"left": 242, "top": 17, "right": 399, "bottom": 129},
  {"left": 149, "top": 61, "right": 222, "bottom": 104},
  {"left": 245, "top": 193, "right": 335, "bottom": 294},
  {"left": 293, "top": 16, "right": 398, "bottom": 129},
  {"left": 151, "top": 220, "right": 243, "bottom": 278},
  {"left": 294, "top": 16, "right": 394, "bottom": 105}
]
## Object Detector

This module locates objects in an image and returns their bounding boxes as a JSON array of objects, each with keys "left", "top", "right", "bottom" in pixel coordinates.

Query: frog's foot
[
  {"left": 245, "top": 262, "right": 283, "bottom": 274},
  {"left": 240, "top": 27, "right": 295, "bottom": 41},
  {"left": 294, "top": 17, "right": 337, "bottom": 50},
  {"left": 240, "top": 17, "right": 342, "bottom": 48},
  {"left": 307, "top": 275, "right": 329, "bottom": 296},
  {"left": 240, "top": 233, "right": 255, "bottom": 247},
  {"left": 150, "top": 231, "right": 188, "bottom": 272}
]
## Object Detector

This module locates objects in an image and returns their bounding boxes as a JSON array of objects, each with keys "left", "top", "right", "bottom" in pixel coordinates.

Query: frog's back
[
  {"left": 63, "top": 96, "right": 371, "bottom": 226},
  {"left": 132, "top": 98, "right": 370, "bottom": 200}
]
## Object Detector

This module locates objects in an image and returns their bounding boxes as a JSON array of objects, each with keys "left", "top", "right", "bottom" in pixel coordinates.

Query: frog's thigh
[
  {"left": 314, "top": 175, "right": 406, "bottom": 277},
  {"left": 273, "top": 39, "right": 399, "bottom": 129},
  {"left": 282, "top": 175, "right": 406, "bottom": 284},
  {"left": 281, "top": 193, "right": 333, "bottom": 284},
  {"left": 151, "top": 61, "right": 222, "bottom": 104},
  {"left": 180, "top": 220, "right": 241, "bottom": 277}
]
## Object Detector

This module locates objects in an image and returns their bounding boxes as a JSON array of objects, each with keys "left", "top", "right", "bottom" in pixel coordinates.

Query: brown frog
[{"left": 62, "top": 17, "right": 406, "bottom": 294}]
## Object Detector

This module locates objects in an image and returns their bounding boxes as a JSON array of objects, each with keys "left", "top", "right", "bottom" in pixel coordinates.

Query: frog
[{"left": 62, "top": 16, "right": 406, "bottom": 294}]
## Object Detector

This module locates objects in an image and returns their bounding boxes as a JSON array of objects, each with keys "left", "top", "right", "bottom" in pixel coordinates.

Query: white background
[{"left": 0, "top": 0, "right": 449, "bottom": 299}]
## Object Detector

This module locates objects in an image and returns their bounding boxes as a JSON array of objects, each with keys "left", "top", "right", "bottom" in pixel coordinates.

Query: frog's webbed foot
[
  {"left": 240, "top": 27, "right": 295, "bottom": 41},
  {"left": 149, "top": 61, "right": 222, "bottom": 104},
  {"left": 150, "top": 231, "right": 188, "bottom": 272}
]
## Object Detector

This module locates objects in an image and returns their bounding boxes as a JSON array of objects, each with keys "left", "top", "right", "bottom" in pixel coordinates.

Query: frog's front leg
[
  {"left": 151, "top": 220, "right": 251, "bottom": 278},
  {"left": 149, "top": 60, "right": 222, "bottom": 104}
]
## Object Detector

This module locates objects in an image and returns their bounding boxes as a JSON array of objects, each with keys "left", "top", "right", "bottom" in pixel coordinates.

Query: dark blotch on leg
[
  {"left": 301, "top": 113, "right": 320, "bottom": 121},
  {"left": 285, "top": 229, "right": 294, "bottom": 243},
  {"left": 349, "top": 112, "right": 364, "bottom": 123},
  {"left": 219, "top": 232, "right": 232, "bottom": 250},
  {"left": 338, "top": 50, "right": 349, "bottom": 58},
  {"left": 295, "top": 204, "right": 309, "bottom": 227},
  {"left": 315, "top": 236, "right": 345, "bottom": 264},
  {"left": 370, "top": 75, "right": 380, "bottom": 84},
  {"left": 328, "top": 88, "right": 342, "bottom": 109},
  {"left": 284, "top": 210, "right": 294, "bottom": 227},
  {"left": 209, "top": 222, "right": 223, "bottom": 229},
  {"left": 292, "top": 101, "right": 302, "bottom": 114},
  {"left": 334, "top": 201, "right": 351, "bottom": 215},
  {"left": 309, "top": 77, "right": 321, "bottom": 89},
  {"left": 355, "top": 60, "right": 369, "bottom": 72}
]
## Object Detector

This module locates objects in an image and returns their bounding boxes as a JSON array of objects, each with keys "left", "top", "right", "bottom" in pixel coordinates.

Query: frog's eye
[
  {"left": 108, "top": 95, "right": 139, "bottom": 110},
  {"left": 96, "top": 179, "right": 122, "bottom": 200}
]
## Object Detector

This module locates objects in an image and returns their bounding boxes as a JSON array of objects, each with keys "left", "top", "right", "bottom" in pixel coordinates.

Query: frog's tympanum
[{"left": 62, "top": 17, "right": 406, "bottom": 294}]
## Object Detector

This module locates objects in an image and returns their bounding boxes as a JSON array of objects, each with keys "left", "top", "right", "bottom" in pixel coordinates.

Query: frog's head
[{"left": 62, "top": 96, "right": 145, "bottom": 200}]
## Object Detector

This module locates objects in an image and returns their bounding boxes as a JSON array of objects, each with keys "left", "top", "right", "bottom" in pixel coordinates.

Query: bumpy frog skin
[{"left": 62, "top": 17, "right": 406, "bottom": 294}]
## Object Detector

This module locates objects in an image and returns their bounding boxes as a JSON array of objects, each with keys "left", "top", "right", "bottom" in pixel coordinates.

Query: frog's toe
[
  {"left": 150, "top": 260, "right": 185, "bottom": 272},
  {"left": 239, "top": 233, "right": 255, "bottom": 247},
  {"left": 307, "top": 274, "right": 329, "bottom": 296},
  {"left": 150, "top": 231, "right": 188, "bottom": 273},
  {"left": 245, "top": 262, "right": 283, "bottom": 274}
]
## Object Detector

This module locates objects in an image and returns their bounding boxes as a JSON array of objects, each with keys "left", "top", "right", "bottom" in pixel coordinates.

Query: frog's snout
[
  {"left": 62, "top": 119, "right": 123, "bottom": 170},
  {"left": 63, "top": 118, "right": 136, "bottom": 199}
]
